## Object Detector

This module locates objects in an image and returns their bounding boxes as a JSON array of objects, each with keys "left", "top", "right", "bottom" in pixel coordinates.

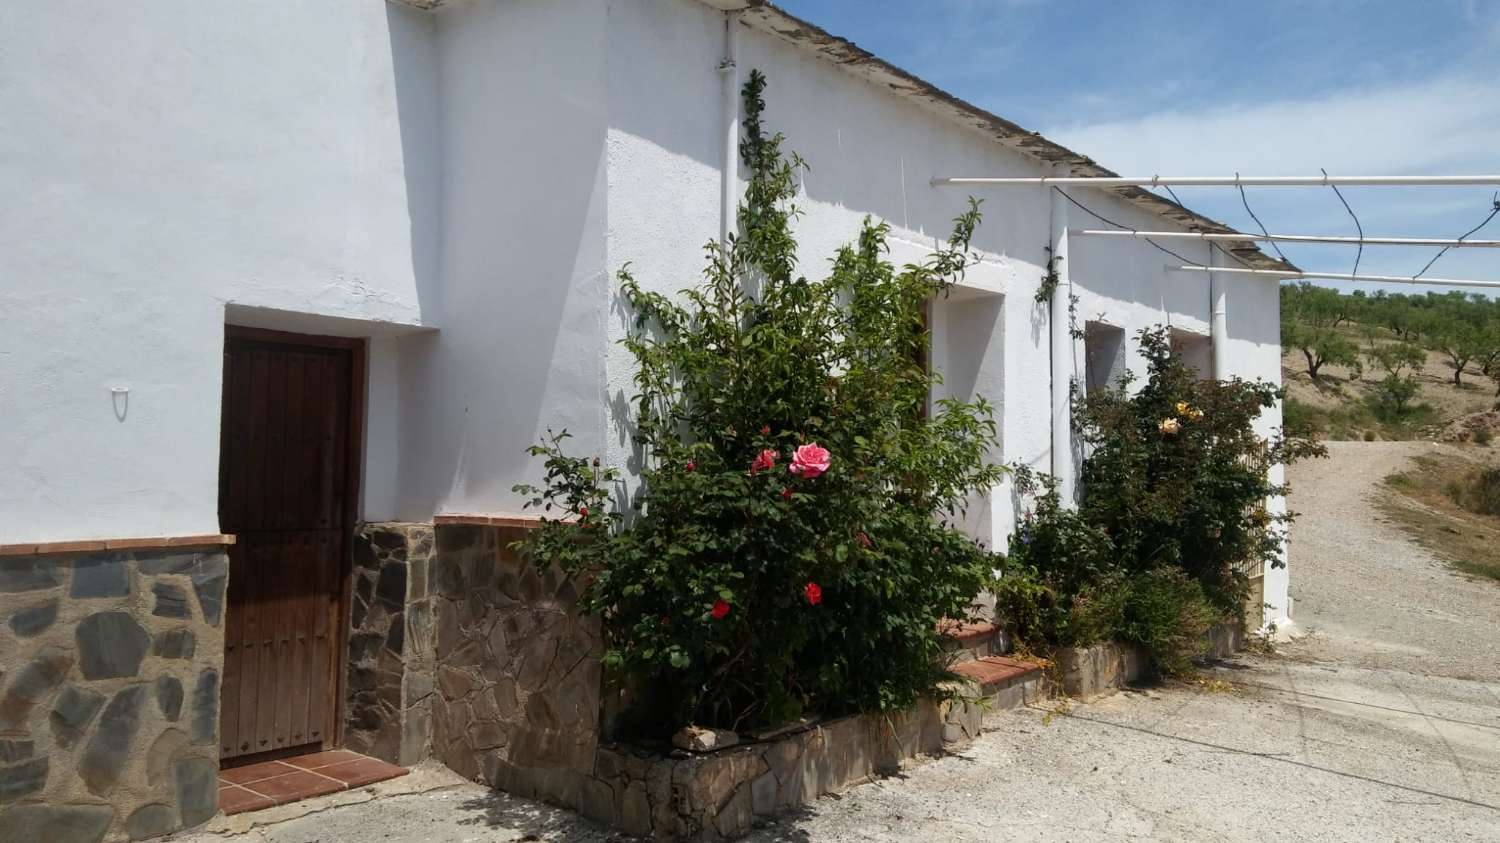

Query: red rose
[
  {"left": 804, "top": 582, "right": 822, "bottom": 606},
  {"left": 761, "top": 424, "right": 772, "bottom": 436},
  {"left": 685, "top": 460, "right": 696, "bottom": 472},
  {"left": 781, "top": 488, "right": 793, "bottom": 501},
  {"left": 856, "top": 532, "right": 873, "bottom": 548},
  {"left": 711, "top": 599, "right": 731, "bottom": 620},
  {"left": 578, "top": 505, "right": 589, "bottom": 517}
]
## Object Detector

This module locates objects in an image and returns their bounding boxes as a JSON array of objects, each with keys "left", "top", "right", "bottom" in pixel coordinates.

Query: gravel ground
[
  {"left": 178, "top": 442, "right": 1500, "bottom": 843},
  {"left": 1284, "top": 440, "right": 1500, "bottom": 681}
]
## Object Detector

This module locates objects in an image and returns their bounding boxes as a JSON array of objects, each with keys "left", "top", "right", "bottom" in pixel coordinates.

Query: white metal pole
[
  {"left": 933, "top": 174, "right": 1500, "bottom": 188},
  {"left": 718, "top": 13, "right": 740, "bottom": 249},
  {"left": 1049, "top": 188, "right": 1075, "bottom": 505},
  {"left": 1209, "top": 249, "right": 1229, "bottom": 382},
  {"left": 1077, "top": 229, "right": 1500, "bottom": 248},
  {"left": 1170, "top": 264, "right": 1500, "bottom": 289}
]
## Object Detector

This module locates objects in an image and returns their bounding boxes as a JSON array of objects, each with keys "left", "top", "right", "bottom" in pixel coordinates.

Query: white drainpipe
[
  {"left": 1210, "top": 247, "right": 1229, "bottom": 381},
  {"left": 718, "top": 13, "right": 740, "bottom": 248},
  {"left": 1048, "top": 188, "right": 1075, "bottom": 503}
]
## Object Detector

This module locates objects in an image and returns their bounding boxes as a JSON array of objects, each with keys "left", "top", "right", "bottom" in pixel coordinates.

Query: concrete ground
[{"left": 177, "top": 442, "right": 1500, "bottom": 842}]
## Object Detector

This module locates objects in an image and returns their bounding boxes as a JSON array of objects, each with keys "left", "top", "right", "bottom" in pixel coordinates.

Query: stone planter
[
  {"left": 578, "top": 698, "right": 966, "bottom": 840},
  {"left": 421, "top": 522, "right": 1048, "bottom": 840},
  {"left": 1047, "top": 619, "right": 1246, "bottom": 699}
]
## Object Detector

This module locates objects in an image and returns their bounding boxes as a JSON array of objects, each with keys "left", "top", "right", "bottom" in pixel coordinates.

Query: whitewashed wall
[
  {"left": 598, "top": 0, "right": 1283, "bottom": 555},
  {"left": 1, "top": 0, "right": 1287, "bottom": 624},
  {"left": 389, "top": 0, "right": 613, "bottom": 522},
  {"left": 0, "top": 1, "right": 435, "bottom": 543}
]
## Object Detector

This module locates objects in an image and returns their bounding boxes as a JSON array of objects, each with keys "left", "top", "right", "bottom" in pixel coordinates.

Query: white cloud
[
  {"left": 1046, "top": 75, "right": 1500, "bottom": 177},
  {"left": 1043, "top": 74, "right": 1500, "bottom": 292}
]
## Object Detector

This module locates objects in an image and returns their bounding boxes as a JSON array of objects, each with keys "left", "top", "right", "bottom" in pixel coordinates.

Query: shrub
[
  {"left": 994, "top": 468, "right": 1121, "bottom": 650},
  {"left": 997, "top": 328, "right": 1324, "bottom": 675},
  {"left": 1365, "top": 342, "right": 1426, "bottom": 417},
  {"left": 1282, "top": 397, "right": 1325, "bottom": 438},
  {"left": 1118, "top": 567, "right": 1217, "bottom": 676},
  {"left": 1449, "top": 466, "right": 1500, "bottom": 516},
  {"left": 1075, "top": 327, "right": 1324, "bottom": 616},
  {"left": 1364, "top": 430, "right": 1378, "bottom": 442},
  {"left": 514, "top": 71, "right": 1004, "bottom": 734},
  {"left": 1473, "top": 427, "right": 1492, "bottom": 447}
]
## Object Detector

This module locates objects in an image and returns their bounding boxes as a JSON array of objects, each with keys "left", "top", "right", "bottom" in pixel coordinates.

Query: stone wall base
[
  {"left": 0, "top": 547, "right": 228, "bottom": 842},
  {"left": 1050, "top": 619, "right": 1246, "bottom": 699},
  {"left": 582, "top": 704, "right": 951, "bottom": 840},
  {"left": 345, "top": 523, "right": 436, "bottom": 767}
]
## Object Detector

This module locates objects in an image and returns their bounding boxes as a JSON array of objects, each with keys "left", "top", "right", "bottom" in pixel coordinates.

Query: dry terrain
[{"left": 1282, "top": 334, "right": 1499, "bottom": 440}]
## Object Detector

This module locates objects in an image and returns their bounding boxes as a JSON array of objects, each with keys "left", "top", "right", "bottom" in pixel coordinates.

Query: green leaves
[
  {"left": 511, "top": 71, "right": 1002, "bottom": 735},
  {"left": 1001, "top": 327, "right": 1326, "bottom": 674}
]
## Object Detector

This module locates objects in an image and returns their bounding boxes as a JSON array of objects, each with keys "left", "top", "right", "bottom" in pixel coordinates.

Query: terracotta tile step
[
  {"left": 217, "top": 752, "right": 407, "bottom": 816},
  {"left": 938, "top": 619, "right": 1001, "bottom": 645},
  {"left": 951, "top": 655, "right": 1042, "bottom": 691}
]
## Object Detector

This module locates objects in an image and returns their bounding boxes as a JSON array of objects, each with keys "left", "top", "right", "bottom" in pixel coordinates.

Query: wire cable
[
  {"left": 1158, "top": 183, "right": 1258, "bottom": 271},
  {"left": 1413, "top": 193, "right": 1500, "bottom": 279},
  {"left": 1053, "top": 187, "right": 1197, "bottom": 266},
  {"left": 1322, "top": 167, "right": 1364, "bottom": 277},
  {"left": 1236, "top": 173, "right": 1291, "bottom": 264},
  {"left": 1065, "top": 185, "right": 1259, "bottom": 272}
]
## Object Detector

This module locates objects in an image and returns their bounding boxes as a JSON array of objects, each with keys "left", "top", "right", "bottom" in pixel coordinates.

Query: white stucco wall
[
  {"left": 385, "top": 0, "right": 613, "bottom": 523},
  {"left": 0, "top": 0, "right": 435, "bottom": 543},
  {"left": 2, "top": 0, "right": 1288, "bottom": 627},
  {"left": 598, "top": 0, "right": 1284, "bottom": 555}
]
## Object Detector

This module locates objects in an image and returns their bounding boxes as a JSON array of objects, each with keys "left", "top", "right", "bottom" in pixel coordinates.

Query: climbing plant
[{"left": 514, "top": 70, "right": 1004, "bottom": 734}]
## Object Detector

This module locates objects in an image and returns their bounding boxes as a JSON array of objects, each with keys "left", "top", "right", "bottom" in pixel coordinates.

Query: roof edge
[{"left": 721, "top": 1, "right": 1293, "bottom": 272}]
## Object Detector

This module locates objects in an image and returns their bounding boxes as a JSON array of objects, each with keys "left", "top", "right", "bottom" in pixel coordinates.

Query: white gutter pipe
[
  {"left": 1078, "top": 229, "right": 1500, "bottom": 248},
  {"left": 1048, "top": 188, "right": 1074, "bottom": 504},
  {"left": 1170, "top": 264, "right": 1500, "bottom": 289},
  {"left": 718, "top": 13, "right": 740, "bottom": 248},
  {"left": 1209, "top": 249, "right": 1229, "bottom": 382},
  {"left": 933, "top": 175, "right": 1500, "bottom": 188}
]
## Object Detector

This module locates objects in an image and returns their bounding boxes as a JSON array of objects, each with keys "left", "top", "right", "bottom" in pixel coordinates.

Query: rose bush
[
  {"left": 996, "top": 327, "right": 1325, "bottom": 673},
  {"left": 515, "top": 71, "right": 1003, "bottom": 734}
]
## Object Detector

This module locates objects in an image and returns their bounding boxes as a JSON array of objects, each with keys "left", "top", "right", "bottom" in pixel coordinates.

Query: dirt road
[{"left": 1284, "top": 440, "right": 1500, "bottom": 681}]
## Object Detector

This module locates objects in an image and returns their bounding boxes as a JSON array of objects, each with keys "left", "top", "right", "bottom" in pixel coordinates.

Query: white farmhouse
[{"left": 0, "top": 1, "right": 1290, "bottom": 839}]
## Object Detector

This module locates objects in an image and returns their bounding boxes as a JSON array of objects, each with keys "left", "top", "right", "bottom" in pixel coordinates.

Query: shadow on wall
[
  {"left": 384, "top": 1, "right": 613, "bottom": 517},
  {"left": 604, "top": 0, "right": 1050, "bottom": 300}
]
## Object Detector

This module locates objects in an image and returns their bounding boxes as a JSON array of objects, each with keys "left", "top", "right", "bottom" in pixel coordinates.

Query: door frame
[{"left": 219, "top": 324, "right": 367, "bottom": 759}]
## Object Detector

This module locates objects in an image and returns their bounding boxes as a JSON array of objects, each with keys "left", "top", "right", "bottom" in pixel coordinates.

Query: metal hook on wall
[{"left": 110, "top": 386, "right": 129, "bottom": 422}]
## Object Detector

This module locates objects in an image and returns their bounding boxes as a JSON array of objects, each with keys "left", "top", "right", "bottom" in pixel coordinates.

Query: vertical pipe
[
  {"left": 1048, "top": 188, "right": 1074, "bottom": 504},
  {"left": 1210, "top": 247, "right": 1229, "bottom": 381},
  {"left": 719, "top": 13, "right": 740, "bottom": 249}
]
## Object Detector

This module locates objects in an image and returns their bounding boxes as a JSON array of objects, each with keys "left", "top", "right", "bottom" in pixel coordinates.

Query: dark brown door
[{"left": 218, "top": 327, "right": 362, "bottom": 763}]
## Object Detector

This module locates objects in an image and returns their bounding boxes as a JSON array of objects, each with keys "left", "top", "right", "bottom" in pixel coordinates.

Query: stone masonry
[
  {"left": 417, "top": 523, "right": 1008, "bottom": 841},
  {"left": 344, "top": 523, "right": 436, "bottom": 767},
  {"left": 0, "top": 547, "right": 227, "bottom": 843},
  {"left": 427, "top": 524, "right": 603, "bottom": 805}
]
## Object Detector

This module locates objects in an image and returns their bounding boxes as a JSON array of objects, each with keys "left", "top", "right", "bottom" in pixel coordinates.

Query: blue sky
[{"left": 776, "top": 0, "right": 1500, "bottom": 296}]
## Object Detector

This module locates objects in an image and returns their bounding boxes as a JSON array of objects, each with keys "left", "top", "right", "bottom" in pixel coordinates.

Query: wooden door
[{"left": 218, "top": 327, "right": 362, "bottom": 763}]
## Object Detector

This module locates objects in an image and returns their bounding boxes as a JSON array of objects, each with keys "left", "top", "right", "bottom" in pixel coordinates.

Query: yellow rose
[
  {"left": 1159, "top": 418, "right": 1181, "bottom": 434},
  {"left": 1175, "top": 401, "right": 1190, "bottom": 415}
]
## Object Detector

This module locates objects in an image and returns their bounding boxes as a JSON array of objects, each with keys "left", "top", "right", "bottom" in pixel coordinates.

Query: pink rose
[
  {"left": 749, "top": 449, "right": 778, "bottom": 475},
  {"left": 789, "top": 443, "right": 831, "bottom": 479}
]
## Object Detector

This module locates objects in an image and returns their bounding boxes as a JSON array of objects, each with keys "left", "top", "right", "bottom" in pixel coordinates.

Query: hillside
[
  {"left": 1280, "top": 284, "right": 1499, "bottom": 442},
  {"left": 1282, "top": 330, "right": 1498, "bottom": 440}
]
